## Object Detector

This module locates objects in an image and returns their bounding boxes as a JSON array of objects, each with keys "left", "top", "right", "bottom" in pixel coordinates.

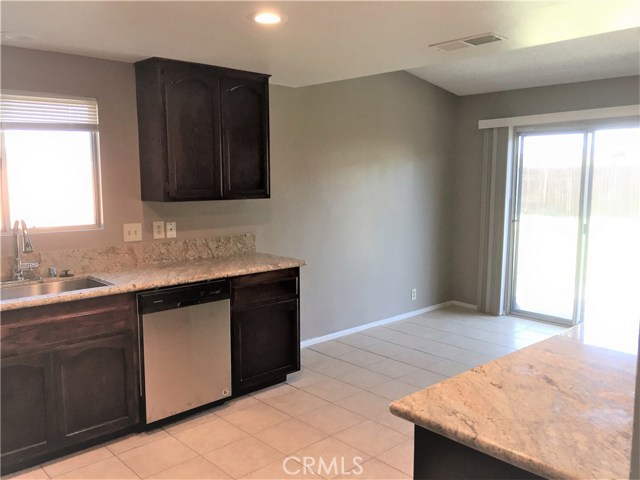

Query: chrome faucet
[{"left": 13, "top": 220, "right": 39, "bottom": 281}]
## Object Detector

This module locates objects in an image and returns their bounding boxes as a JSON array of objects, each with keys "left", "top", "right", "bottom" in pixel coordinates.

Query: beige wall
[
  {"left": 7, "top": 45, "right": 635, "bottom": 338},
  {"left": 450, "top": 76, "right": 640, "bottom": 304},
  {"left": 262, "top": 75, "right": 457, "bottom": 338},
  {"left": 1, "top": 46, "right": 458, "bottom": 340},
  {"left": 1, "top": 46, "right": 142, "bottom": 250}
]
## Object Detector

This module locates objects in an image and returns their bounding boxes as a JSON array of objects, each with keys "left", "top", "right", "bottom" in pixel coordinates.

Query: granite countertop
[
  {"left": 0, "top": 252, "right": 306, "bottom": 312},
  {"left": 390, "top": 323, "right": 638, "bottom": 479}
]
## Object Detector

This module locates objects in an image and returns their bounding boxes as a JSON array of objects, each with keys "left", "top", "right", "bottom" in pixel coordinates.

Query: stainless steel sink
[{"left": 0, "top": 277, "right": 112, "bottom": 301}]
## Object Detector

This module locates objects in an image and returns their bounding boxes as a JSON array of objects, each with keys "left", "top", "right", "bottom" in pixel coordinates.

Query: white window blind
[
  {"left": 0, "top": 92, "right": 103, "bottom": 231},
  {"left": 0, "top": 93, "right": 99, "bottom": 131}
]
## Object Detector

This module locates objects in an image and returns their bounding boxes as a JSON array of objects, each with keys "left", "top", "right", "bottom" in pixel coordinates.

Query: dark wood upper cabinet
[
  {"left": 135, "top": 57, "right": 270, "bottom": 201},
  {"left": 163, "top": 64, "right": 222, "bottom": 200},
  {"left": 221, "top": 77, "right": 270, "bottom": 198}
]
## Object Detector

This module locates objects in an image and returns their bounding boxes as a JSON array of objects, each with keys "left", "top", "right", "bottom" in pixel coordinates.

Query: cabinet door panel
[
  {"left": 221, "top": 78, "right": 269, "bottom": 198},
  {"left": 54, "top": 334, "right": 137, "bottom": 443},
  {"left": 164, "top": 66, "right": 222, "bottom": 200},
  {"left": 232, "top": 299, "right": 299, "bottom": 392},
  {"left": 1, "top": 353, "right": 55, "bottom": 464}
]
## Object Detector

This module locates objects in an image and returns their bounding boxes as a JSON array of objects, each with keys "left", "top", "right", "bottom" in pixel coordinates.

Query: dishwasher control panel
[{"left": 138, "top": 279, "right": 230, "bottom": 314}]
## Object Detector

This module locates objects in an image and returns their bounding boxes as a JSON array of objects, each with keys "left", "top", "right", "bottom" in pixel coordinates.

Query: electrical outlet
[
  {"left": 166, "top": 221, "right": 177, "bottom": 238},
  {"left": 411, "top": 288, "right": 417, "bottom": 301},
  {"left": 123, "top": 223, "right": 142, "bottom": 242},
  {"left": 153, "top": 221, "right": 165, "bottom": 239}
]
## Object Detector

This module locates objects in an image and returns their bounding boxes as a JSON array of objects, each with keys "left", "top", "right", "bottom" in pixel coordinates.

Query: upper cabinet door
[
  {"left": 163, "top": 65, "right": 222, "bottom": 200},
  {"left": 136, "top": 57, "right": 270, "bottom": 202},
  {"left": 221, "top": 77, "right": 270, "bottom": 199}
]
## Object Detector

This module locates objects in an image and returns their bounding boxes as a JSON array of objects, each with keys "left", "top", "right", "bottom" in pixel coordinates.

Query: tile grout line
[{"left": 308, "top": 337, "right": 478, "bottom": 374}]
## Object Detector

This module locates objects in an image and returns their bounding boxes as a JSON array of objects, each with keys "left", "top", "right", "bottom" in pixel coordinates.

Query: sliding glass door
[
  {"left": 583, "top": 128, "right": 640, "bottom": 326},
  {"left": 510, "top": 132, "right": 586, "bottom": 324},
  {"left": 510, "top": 124, "right": 639, "bottom": 326}
]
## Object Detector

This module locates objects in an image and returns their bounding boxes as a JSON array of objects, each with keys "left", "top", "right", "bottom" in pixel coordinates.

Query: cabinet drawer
[
  {"left": 1, "top": 295, "right": 135, "bottom": 357},
  {"left": 231, "top": 268, "right": 298, "bottom": 307}
]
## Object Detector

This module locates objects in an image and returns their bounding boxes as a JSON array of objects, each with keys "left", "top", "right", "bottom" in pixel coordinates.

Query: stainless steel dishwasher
[{"left": 138, "top": 279, "right": 232, "bottom": 424}]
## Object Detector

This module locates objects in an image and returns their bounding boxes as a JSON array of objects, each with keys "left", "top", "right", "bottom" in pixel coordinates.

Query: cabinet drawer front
[
  {"left": 231, "top": 268, "right": 298, "bottom": 306},
  {"left": 1, "top": 296, "right": 134, "bottom": 357}
]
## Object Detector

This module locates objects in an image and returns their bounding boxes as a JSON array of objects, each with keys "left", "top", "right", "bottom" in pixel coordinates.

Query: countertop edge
[
  {"left": 389, "top": 400, "right": 567, "bottom": 479},
  {"left": 1, "top": 253, "right": 306, "bottom": 312},
  {"left": 388, "top": 324, "right": 638, "bottom": 480}
]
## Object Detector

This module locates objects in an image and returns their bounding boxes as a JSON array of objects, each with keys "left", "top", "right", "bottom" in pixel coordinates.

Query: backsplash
[{"left": 1, "top": 234, "right": 256, "bottom": 281}]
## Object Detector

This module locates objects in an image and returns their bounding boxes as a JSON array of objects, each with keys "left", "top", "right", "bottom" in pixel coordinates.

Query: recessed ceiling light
[{"left": 252, "top": 12, "right": 285, "bottom": 25}]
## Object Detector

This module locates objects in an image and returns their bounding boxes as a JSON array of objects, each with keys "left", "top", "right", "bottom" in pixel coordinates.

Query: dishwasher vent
[{"left": 431, "top": 33, "right": 506, "bottom": 52}]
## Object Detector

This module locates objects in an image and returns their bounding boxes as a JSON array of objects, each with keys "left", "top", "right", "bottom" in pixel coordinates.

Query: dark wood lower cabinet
[
  {"left": 0, "top": 295, "right": 139, "bottom": 475},
  {"left": 413, "top": 426, "right": 541, "bottom": 479},
  {"left": 231, "top": 268, "right": 300, "bottom": 395},
  {"left": 1, "top": 268, "right": 301, "bottom": 474},
  {"left": 0, "top": 352, "right": 56, "bottom": 468},
  {"left": 232, "top": 299, "right": 299, "bottom": 393},
  {"left": 54, "top": 334, "right": 138, "bottom": 444}
]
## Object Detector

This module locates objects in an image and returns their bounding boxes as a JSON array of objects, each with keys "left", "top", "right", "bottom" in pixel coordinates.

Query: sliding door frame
[
  {"left": 506, "top": 127, "right": 590, "bottom": 326},
  {"left": 505, "top": 119, "right": 638, "bottom": 326},
  {"left": 476, "top": 106, "right": 639, "bottom": 325}
]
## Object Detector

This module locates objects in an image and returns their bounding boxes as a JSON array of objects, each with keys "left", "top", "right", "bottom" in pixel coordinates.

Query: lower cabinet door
[
  {"left": 232, "top": 299, "right": 300, "bottom": 394},
  {"left": 53, "top": 334, "right": 138, "bottom": 444},
  {"left": 0, "top": 352, "right": 56, "bottom": 467}
]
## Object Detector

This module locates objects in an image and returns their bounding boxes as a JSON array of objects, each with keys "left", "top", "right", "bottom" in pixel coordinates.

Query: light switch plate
[
  {"left": 123, "top": 223, "right": 142, "bottom": 242},
  {"left": 166, "top": 221, "right": 177, "bottom": 238},
  {"left": 152, "top": 221, "right": 165, "bottom": 239}
]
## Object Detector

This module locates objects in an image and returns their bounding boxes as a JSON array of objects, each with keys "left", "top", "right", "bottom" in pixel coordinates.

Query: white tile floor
[{"left": 5, "top": 306, "right": 566, "bottom": 480}]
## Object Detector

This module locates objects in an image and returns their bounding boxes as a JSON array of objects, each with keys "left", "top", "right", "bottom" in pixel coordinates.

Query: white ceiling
[
  {"left": 410, "top": 27, "right": 640, "bottom": 95},
  {"left": 1, "top": 1, "right": 639, "bottom": 95}
]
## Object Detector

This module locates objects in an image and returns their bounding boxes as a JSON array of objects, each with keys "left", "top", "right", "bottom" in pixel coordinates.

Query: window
[{"left": 0, "top": 92, "right": 102, "bottom": 231}]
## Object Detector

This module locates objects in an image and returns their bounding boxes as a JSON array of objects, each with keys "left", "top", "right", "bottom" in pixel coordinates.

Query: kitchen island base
[
  {"left": 391, "top": 324, "right": 638, "bottom": 480},
  {"left": 414, "top": 426, "right": 541, "bottom": 479}
]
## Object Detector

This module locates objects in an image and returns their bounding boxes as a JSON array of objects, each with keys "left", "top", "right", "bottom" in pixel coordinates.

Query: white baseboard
[
  {"left": 301, "top": 300, "right": 455, "bottom": 349},
  {"left": 450, "top": 300, "right": 478, "bottom": 310}
]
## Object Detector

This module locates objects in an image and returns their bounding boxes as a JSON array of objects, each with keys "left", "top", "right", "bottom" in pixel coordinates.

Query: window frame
[{"left": 0, "top": 91, "right": 104, "bottom": 234}]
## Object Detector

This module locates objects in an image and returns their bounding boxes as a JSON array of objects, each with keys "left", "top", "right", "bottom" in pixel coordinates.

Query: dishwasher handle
[
  {"left": 177, "top": 298, "right": 210, "bottom": 309},
  {"left": 138, "top": 280, "right": 230, "bottom": 314}
]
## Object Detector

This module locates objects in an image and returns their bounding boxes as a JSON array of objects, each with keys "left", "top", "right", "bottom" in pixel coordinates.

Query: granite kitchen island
[{"left": 390, "top": 322, "right": 638, "bottom": 479}]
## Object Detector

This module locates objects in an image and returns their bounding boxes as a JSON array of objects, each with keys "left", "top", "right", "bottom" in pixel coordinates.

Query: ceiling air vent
[{"left": 430, "top": 33, "right": 506, "bottom": 52}]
